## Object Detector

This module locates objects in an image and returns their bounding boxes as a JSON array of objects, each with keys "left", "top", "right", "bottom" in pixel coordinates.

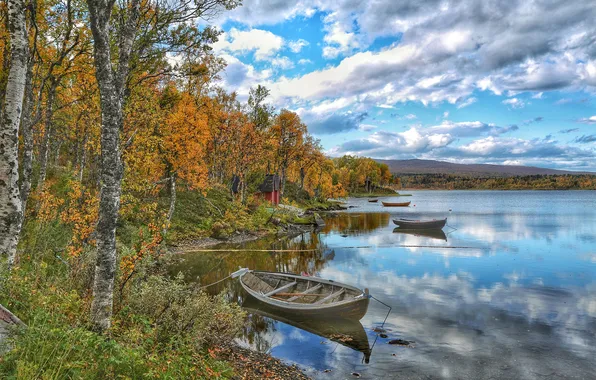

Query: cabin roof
[{"left": 259, "top": 174, "right": 280, "bottom": 192}]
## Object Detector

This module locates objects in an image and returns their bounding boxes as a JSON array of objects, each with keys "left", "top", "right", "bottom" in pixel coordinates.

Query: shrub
[{"left": 121, "top": 273, "right": 245, "bottom": 349}]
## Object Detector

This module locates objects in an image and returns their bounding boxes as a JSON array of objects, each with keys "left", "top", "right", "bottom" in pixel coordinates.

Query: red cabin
[{"left": 259, "top": 174, "right": 280, "bottom": 205}]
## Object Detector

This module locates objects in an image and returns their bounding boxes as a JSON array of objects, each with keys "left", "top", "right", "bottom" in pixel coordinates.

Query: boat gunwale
[
  {"left": 382, "top": 201, "right": 411, "bottom": 207},
  {"left": 393, "top": 217, "right": 447, "bottom": 223},
  {"left": 393, "top": 218, "right": 447, "bottom": 229},
  {"left": 240, "top": 271, "right": 369, "bottom": 311}
]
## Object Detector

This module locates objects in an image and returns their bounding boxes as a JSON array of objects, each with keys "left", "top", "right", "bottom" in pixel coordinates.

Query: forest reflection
[{"left": 322, "top": 212, "right": 390, "bottom": 235}]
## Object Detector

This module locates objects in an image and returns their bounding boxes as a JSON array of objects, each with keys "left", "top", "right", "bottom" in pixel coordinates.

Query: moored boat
[
  {"left": 233, "top": 269, "right": 370, "bottom": 320},
  {"left": 368, "top": 199, "right": 378, "bottom": 203},
  {"left": 393, "top": 218, "right": 447, "bottom": 229},
  {"left": 382, "top": 201, "right": 411, "bottom": 207}
]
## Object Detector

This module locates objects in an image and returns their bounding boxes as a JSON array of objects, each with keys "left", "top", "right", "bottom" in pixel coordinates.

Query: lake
[{"left": 170, "top": 191, "right": 596, "bottom": 379}]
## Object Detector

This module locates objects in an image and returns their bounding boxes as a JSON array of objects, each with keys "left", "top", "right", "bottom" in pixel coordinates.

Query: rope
[
  {"left": 366, "top": 295, "right": 393, "bottom": 363},
  {"left": 445, "top": 224, "right": 458, "bottom": 236},
  {"left": 340, "top": 244, "right": 483, "bottom": 249},
  {"left": 200, "top": 273, "right": 233, "bottom": 289},
  {"left": 176, "top": 248, "right": 320, "bottom": 253}
]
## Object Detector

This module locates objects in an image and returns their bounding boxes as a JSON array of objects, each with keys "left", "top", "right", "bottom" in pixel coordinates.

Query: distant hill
[{"left": 376, "top": 159, "right": 594, "bottom": 176}]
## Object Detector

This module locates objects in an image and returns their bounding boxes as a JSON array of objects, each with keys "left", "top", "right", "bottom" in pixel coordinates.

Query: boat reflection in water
[
  {"left": 393, "top": 227, "right": 447, "bottom": 241},
  {"left": 242, "top": 297, "right": 372, "bottom": 363}
]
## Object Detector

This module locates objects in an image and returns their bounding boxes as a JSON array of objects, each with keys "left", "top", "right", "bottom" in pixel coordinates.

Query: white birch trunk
[
  {"left": 19, "top": 58, "right": 35, "bottom": 213},
  {"left": 86, "top": 0, "right": 139, "bottom": 333},
  {"left": 0, "top": 0, "right": 28, "bottom": 266}
]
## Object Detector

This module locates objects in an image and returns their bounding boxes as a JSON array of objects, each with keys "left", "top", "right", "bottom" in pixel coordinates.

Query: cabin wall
[{"left": 261, "top": 190, "right": 280, "bottom": 205}]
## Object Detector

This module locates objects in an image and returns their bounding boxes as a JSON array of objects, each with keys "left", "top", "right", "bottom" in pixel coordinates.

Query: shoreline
[
  {"left": 214, "top": 342, "right": 310, "bottom": 380},
  {"left": 400, "top": 188, "right": 596, "bottom": 191},
  {"left": 168, "top": 203, "right": 348, "bottom": 254}
]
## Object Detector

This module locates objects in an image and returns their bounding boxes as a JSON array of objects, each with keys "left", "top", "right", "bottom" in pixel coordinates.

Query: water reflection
[
  {"left": 322, "top": 213, "right": 390, "bottom": 235},
  {"left": 172, "top": 191, "right": 596, "bottom": 379},
  {"left": 242, "top": 297, "right": 371, "bottom": 363},
  {"left": 392, "top": 227, "right": 448, "bottom": 241}
]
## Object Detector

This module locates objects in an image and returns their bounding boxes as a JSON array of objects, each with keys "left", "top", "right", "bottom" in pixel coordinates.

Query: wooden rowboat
[
  {"left": 393, "top": 218, "right": 447, "bottom": 229},
  {"left": 382, "top": 201, "right": 411, "bottom": 207},
  {"left": 233, "top": 269, "right": 370, "bottom": 320},
  {"left": 368, "top": 199, "right": 378, "bottom": 203},
  {"left": 242, "top": 297, "right": 371, "bottom": 363}
]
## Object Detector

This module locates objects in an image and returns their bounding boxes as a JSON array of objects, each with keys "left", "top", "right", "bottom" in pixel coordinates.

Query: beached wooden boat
[
  {"left": 393, "top": 227, "right": 447, "bottom": 241},
  {"left": 393, "top": 218, "right": 447, "bottom": 229},
  {"left": 242, "top": 297, "right": 371, "bottom": 363},
  {"left": 368, "top": 199, "right": 378, "bottom": 203},
  {"left": 382, "top": 201, "right": 411, "bottom": 207},
  {"left": 233, "top": 269, "right": 370, "bottom": 320}
]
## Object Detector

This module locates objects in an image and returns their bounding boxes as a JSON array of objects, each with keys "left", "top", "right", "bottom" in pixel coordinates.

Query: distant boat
[
  {"left": 242, "top": 297, "right": 371, "bottom": 363},
  {"left": 393, "top": 227, "right": 447, "bottom": 241},
  {"left": 393, "top": 218, "right": 447, "bottom": 229},
  {"left": 368, "top": 199, "right": 378, "bottom": 203},
  {"left": 382, "top": 201, "right": 411, "bottom": 207},
  {"left": 234, "top": 269, "right": 370, "bottom": 320}
]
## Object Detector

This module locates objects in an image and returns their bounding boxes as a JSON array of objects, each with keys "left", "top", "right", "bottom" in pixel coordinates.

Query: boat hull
[
  {"left": 382, "top": 201, "right": 411, "bottom": 207},
  {"left": 393, "top": 218, "right": 447, "bottom": 229},
  {"left": 240, "top": 271, "right": 370, "bottom": 320}
]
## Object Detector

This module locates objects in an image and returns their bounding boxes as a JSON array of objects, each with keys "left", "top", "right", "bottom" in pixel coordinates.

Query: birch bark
[
  {"left": 86, "top": 0, "right": 139, "bottom": 332},
  {"left": 0, "top": 0, "right": 28, "bottom": 266}
]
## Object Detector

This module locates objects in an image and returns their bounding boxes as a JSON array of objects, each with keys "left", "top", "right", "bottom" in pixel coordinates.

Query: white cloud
[
  {"left": 502, "top": 97, "right": 526, "bottom": 109},
  {"left": 532, "top": 92, "right": 544, "bottom": 99},
  {"left": 213, "top": 28, "right": 284, "bottom": 61},
  {"left": 288, "top": 39, "right": 309, "bottom": 53},
  {"left": 322, "top": 12, "right": 360, "bottom": 59},
  {"left": 358, "top": 124, "right": 377, "bottom": 131},
  {"left": 443, "top": 111, "right": 449, "bottom": 119},
  {"left": 456, "top": 97, "right": 477, "bottom": 109},
  {"left": 217, "top": 54, "right": 273, "bottom": 98},
  {"left": 404, "top": 114, "right": 417, "bottom": 120},
  {"left": 270, "top": 56, "right": 294, "bottom": 69},
  {"left": 555, "top": 98, "right": 573, "bottom": 105},
  {"left": 329, "top": 127, "right": 454, "bottom": 157},
  {"left": 298, "top": 58, "right": 313, "bottom": 65},
  {"left": 427, "top": 120, "right": 517, "bottom": 137},
  {"left": 577, "top": 116, "right": 596, "bottom": 124}
]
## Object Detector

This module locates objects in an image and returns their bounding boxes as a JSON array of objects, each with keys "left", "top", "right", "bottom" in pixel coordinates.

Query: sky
[{"left": 208, "top": 0, "right": 596, "bottom": 171}]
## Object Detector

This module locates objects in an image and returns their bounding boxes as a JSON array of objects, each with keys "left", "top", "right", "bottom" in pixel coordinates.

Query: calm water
[{"left": 170, "top": 191, "right": 596, "bottom": 379}]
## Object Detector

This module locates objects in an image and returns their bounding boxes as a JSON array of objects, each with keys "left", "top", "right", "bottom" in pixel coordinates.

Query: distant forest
[{"left": 398, "top": 174, "right": 596, "bottom": 190}]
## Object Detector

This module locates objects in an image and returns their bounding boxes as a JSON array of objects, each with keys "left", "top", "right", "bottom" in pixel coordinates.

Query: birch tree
[
  {"left": 86, "top": 0, "right": 240, "bottom": 332},
  {"left": 0, "top": 0, "right": 29, "bottom": 266},
  {"left": 85, "top": 0, "right": 140, "bottom": 332}
]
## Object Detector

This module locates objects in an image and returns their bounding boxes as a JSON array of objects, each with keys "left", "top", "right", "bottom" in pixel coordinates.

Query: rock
[
  {"left": 314, "top": 213, "right": 326, "bottom": 227},
  {"left": 388, "top": 339, "right": 414, "bottom": 346},
  {"left": 352, "top": 372, "right": 361, "bottom": 377},
  {"left": 379, "top": 333, "right": 388, "bottom": 338},
  {"left": 372, "top": 327, "right": 386, "bottom": 333}
]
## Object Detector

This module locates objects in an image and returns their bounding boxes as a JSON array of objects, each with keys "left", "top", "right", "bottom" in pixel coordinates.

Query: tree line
[
  {"left": 0, "top": 0, "right": 391, "bottom": 335},
  {"left": 398, "top": 173, "right": 596, "bottom": 190}
]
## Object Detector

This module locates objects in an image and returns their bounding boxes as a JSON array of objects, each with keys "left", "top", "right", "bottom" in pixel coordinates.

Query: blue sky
[{"left": 209, "top": 1, "right": 596, "bottom": 171}]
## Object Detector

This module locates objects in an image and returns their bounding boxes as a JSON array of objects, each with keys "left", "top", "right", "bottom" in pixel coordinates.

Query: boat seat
[
  {"left": 264, "top": 281, "right": 297, "bottom": 297},
  {"left": 314, "top": 288, "right": 345, "bottom": 304},
  {"left": 287, "top": 284, "right": 323, "bottom": 302},
  {"left": 242, "top": 272, "right": 274, "bottom": 294}
]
